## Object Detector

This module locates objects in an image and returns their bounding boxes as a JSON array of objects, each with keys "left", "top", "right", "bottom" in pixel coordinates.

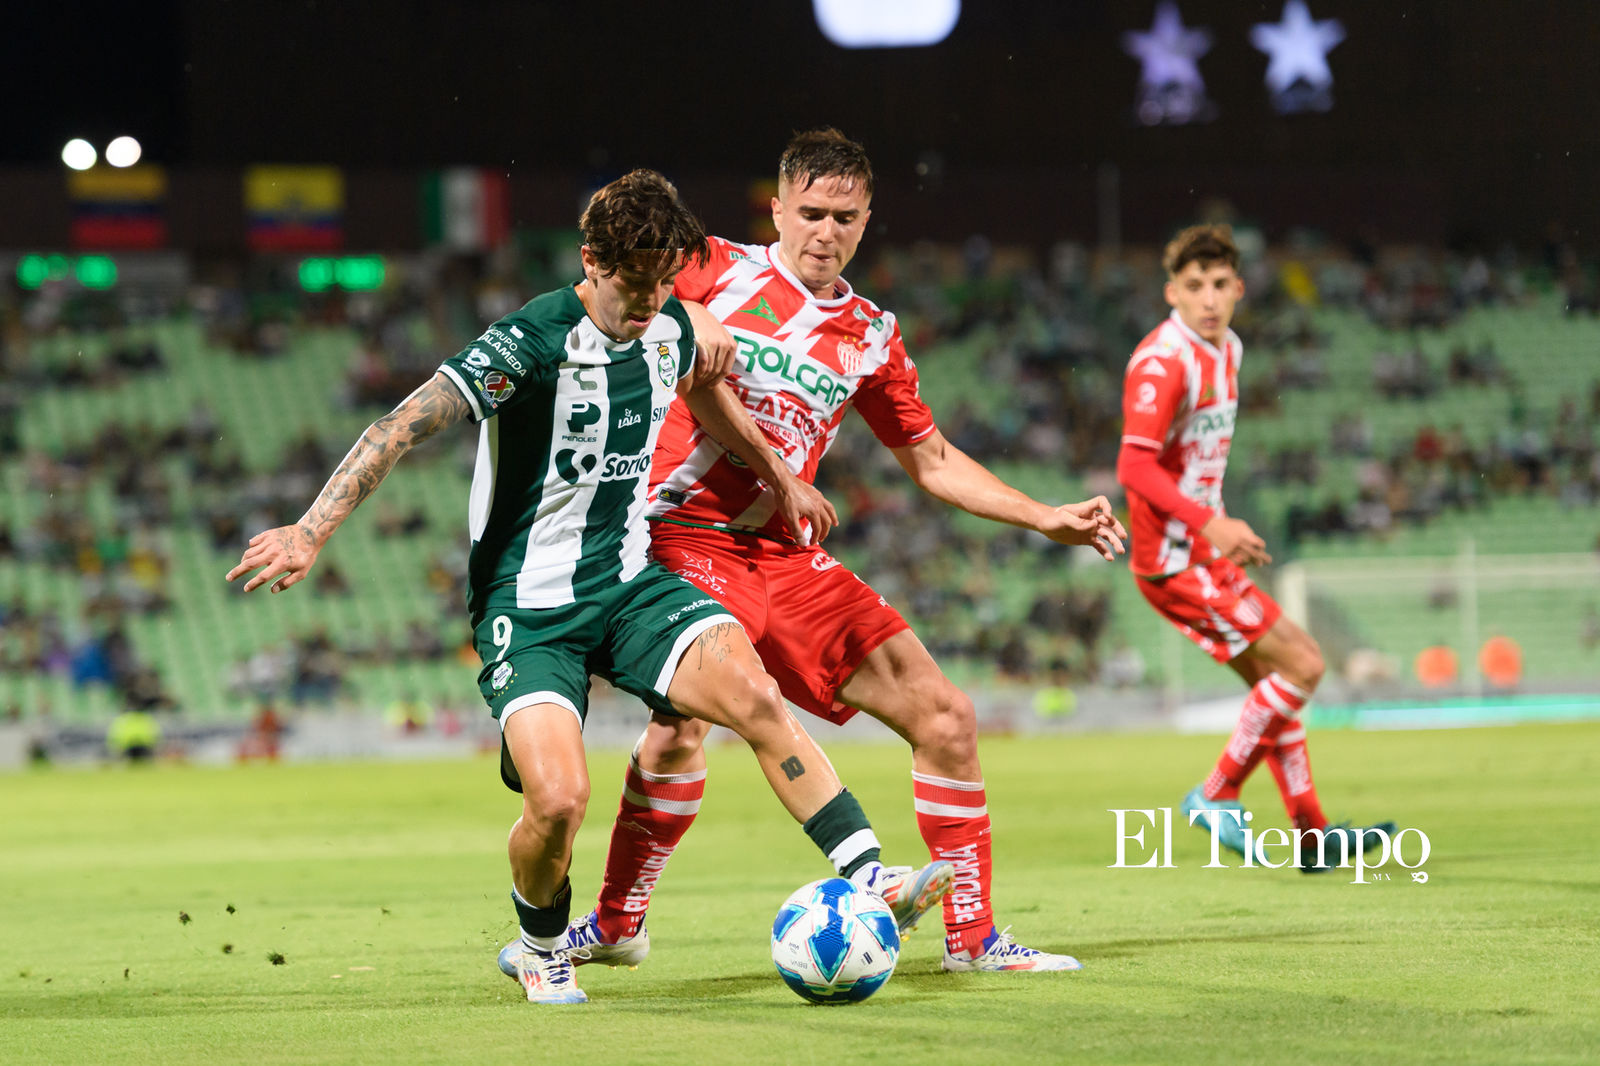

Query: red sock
[
  {"left": 1202, "top": 673, "right": 1306, "bottom": 801},
  {"left": 592, "top": 756, "right": 705, "bottom": 942},
  {"left": 913, "top": 771, "right": 994, "bottom": 958},
  {"left": 1265, "top": 723, "right": 1327, "bottom": 831}
]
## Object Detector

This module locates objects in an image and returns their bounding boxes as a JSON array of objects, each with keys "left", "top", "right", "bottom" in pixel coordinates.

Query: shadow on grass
[{"left": 598, "top": 964, "right": 968, "bottom": 1009}]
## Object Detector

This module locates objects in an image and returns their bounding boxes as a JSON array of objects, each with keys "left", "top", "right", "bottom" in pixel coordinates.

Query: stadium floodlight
[
  {"left": 105, "top": 136, "right": 143, "bottom": 168},
  {"left": 814, "top": 0, "right": 959, "bottom": 48},
  {"left": 62, "top": 138, "right": 97, "bottom": 170}
]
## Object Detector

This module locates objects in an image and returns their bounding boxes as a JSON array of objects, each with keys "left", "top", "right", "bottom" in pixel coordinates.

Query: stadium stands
[{"left": 1, "top": 244, "right": 1595, "bottom": 723}]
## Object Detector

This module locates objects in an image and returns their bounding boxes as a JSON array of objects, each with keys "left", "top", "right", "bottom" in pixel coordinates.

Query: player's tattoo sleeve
[{"left": 299, "top": 373, "right": 470, "bottom": 544}]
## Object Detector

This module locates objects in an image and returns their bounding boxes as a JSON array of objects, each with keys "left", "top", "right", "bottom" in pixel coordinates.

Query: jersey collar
[
  {"left": 1167, "top": 309, "right": 1238, "bottom": 362},
  {"left": 765, "top": 243, "right": 855, "bottom": 308}
]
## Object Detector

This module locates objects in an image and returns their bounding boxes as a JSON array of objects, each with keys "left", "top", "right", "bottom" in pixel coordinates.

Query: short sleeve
[
  {"left": 438, "top": 318, "right": 547, "bottom": 423},
  {"left": 673, "top": 238, "right": 727, "bottom": 305},
  {"left": 851, "top": 314, "right": 937, "bottom": 448},
  {"left": 663, "top": 299, "right": 696, "bottom": 382},
  {"left": 1121, "top": 352, "right": 1187, "bottom": 450}
]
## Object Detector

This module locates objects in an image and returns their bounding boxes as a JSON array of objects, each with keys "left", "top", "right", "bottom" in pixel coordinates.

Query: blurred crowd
[{"left": 3, "top": 228, "right": 1597, "bottom": 712}]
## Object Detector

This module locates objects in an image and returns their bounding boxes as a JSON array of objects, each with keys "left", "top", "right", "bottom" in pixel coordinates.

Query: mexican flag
[{"left": 422, "top": 168, "right": 511, "bottom": 251}]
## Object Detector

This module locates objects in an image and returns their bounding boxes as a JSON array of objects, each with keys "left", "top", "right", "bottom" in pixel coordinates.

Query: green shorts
[{"left": 470, "top": 562, "right": 737, "bottom": 791}]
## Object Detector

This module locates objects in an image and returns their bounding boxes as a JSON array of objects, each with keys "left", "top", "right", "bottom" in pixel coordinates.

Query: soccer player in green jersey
[{"left": 226, "top": 170, "right": 951, "bottom": 1004}]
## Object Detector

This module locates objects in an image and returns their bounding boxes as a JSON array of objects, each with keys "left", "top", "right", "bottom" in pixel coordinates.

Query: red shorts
[
  {"left": 649, "top": 522, "right": 910, "bottom": 724},
  {"left": 1135, "top": 556, "right": 1282, "bottom": 663}
]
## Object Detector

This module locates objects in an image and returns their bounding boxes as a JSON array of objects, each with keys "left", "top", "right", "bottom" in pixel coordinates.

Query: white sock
[{"left": 849, "top": 860, "right": 887, "bottom": 890}]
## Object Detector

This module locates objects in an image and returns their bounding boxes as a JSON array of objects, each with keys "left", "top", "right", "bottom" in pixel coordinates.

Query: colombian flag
[
  {"left": 68, "top": 166, "right": 167, "bottom": 249},
  {"left": 245, "top": 166, "right": 344, "bottom": 252}
]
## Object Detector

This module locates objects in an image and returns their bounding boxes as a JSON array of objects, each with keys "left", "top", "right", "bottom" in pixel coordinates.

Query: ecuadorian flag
[
  {"left": 69, "top": 166, "right": 167, "bottom": 249},
  {"left": 245, "top": 165, "right": 344, "bottom": 251}
]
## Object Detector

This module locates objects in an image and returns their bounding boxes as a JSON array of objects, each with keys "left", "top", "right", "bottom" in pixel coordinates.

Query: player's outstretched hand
[
  {"left": 1201, "top": 516, "right": 1272, "bottom": 567},
  {"left": 225, "top": 524, "right": 322, "bottom": 593},
  {"left": 685, "top": 302, "right": 737, "bottom": 388},
  {"left": 1042, "top": 496, "right": 1128, "bottom": 560},
  {"left": 772, "top": 477, "right": 837, "bottom": 547}
]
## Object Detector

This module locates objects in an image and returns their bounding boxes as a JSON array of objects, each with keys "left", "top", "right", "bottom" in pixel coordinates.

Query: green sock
[{"left": 802, "top": 789, "right": 882, "bottom": 879}]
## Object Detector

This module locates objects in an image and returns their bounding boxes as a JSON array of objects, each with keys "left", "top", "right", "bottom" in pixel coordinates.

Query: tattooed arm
[{"left": 225, "top": 373, "right": 472, "bottom": 593}]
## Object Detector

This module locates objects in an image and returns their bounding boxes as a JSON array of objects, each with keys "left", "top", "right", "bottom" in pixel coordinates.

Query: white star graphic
[
  {"left": 1250, "top": 0, "right": 1345, "bottom": 94},
  {"left": 1122, "top": 1, "right": 1212, "bottom": 91}
]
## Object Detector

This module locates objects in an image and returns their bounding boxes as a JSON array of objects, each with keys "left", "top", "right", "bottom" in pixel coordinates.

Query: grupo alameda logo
[{"left": 1107, "top": 807, "right": 1431, "bottom": 885}]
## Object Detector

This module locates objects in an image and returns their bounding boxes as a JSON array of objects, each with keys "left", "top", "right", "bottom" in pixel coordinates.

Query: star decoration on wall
[
  {"left": 1122, "top": 2, "right": 1215, "bottom": 125},
  {"left": 1250, "top": 0, "right": 1346, "bottom": 113}
]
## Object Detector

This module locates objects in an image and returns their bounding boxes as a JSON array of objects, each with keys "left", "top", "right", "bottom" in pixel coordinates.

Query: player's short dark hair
[
  {"left": 778, "top": 128, "right": 875, "bottom": 198},
  {"left": 1163, "top": 225, "right": 1240, "bottom": 276},
  {"left": 579, "top": 169, "right": 709, "bottom": 278}
]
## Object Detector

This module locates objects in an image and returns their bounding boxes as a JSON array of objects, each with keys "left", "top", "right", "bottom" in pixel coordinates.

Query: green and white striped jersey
[{"left": 437, "top": 286, "right": 694, "bottom": 617}]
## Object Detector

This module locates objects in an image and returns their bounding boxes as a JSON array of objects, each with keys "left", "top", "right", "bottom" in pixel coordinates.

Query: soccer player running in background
[
  {"left": 566, "top": 129, "right": 1126, "bottom": 974},
  {"left": 226, "top": 170, "right": 949, "bottom": 1005},
  {"left": 1116, "top": 224, "right": 1394, "bottom": 872}
]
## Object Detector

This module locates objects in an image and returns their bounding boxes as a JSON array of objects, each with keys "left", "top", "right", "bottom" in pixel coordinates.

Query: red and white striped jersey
[
  {"left": 647, "top": 236, "right": 936, "bottom": 540},
  {"left": 1121, "top": 311, "right": 1242, "bottom": 577}
]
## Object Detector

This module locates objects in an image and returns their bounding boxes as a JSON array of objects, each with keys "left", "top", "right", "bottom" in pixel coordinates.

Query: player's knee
[
  {"left": 519, "top": 779, "right": 590, "bottom": 837},
  {"left": 644, "top": 715, "right": 712, "bottom": 766},
  {"left": 907, "top": 681, "right": 978, "bottom": 763},
  {"left": 713, "top": 668, "right": 789, "bottom": 735},
  {"left": 1282, "top": 638, "right": 1325, "bottom": 692}
]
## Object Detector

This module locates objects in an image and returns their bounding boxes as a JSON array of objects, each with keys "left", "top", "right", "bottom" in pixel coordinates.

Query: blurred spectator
[
  {"left": 1413, "top": 644, "right": 1460, "bottom": 690},
  {"left": 1478, "top": 634, "right": 1524, "bottom": 692}
]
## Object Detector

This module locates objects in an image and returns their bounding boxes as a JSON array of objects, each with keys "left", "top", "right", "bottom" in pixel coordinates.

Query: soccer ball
[{"left": 770, "top": 877, "right": 900, "bottom": 1004}]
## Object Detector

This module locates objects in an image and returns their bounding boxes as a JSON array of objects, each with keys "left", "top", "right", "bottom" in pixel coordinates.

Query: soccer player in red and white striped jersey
[
  {"left": 1117, "top": 225, "right": 1393, "bottom": 871},
  {"left": 569, "top": 129, "right": 1127, "bottom": 972}
]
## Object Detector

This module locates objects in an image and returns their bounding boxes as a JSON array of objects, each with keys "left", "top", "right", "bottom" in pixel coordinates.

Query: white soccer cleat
[
  {"left": 942, "top": 927, "right": 1083, "bottom": 973},
  {"left": 556, "top": 910, "right": 651, "bottom": 969},
  {"left": 507, "top": 944, "right": 587, "bottom": 1004},
  {"left": 869, "top": 861, "right": 955, "bottom": 935}
]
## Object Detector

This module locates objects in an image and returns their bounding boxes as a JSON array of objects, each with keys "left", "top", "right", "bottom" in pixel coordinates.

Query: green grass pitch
[{"left": 3, "top": 723, "right": 1596, "bottom": 1065}]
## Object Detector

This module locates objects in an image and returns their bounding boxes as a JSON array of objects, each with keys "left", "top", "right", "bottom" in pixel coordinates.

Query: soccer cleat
[
  {"left": 870, "top": 861, "right": 956, "bottom": 935},
  {"left": 556, "top": 911, "right": 651, "bottom": 969},
  {"left": 942, "top": 926, "right": 1083, "bottom": 973},
  {"left": 1181, "top": 784, "right": 1250, "bottom": 857},
  {"left": 504, "top": 944, "right": 587, "bottom": 1004},
  {"left": 1297, "top": 820, "right": 1401, "bottom": 874}
]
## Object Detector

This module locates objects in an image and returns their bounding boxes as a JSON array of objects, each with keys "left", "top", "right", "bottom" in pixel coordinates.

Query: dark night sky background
[{"left": 5, "top": 1, "right": 1600, "bottom": 246}]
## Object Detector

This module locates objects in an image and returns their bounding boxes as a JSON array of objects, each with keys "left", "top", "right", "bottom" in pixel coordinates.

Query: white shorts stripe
[
  {"left": 653, "top": 612, "right": 741, "bottom": 694},
  {"left": 827, "top": 828, "right": 881, "bottom": 872},
  {"left": 499, "top": 691, "right": 581, "bottom": 731},
  {"left": 620, "top": 785, "right": 702, "bottom": 816},
  {"left": 1277, "top": 726, "right": 1307, "bottom": 744},
  {"left": 913, "top": 799, "right": 990, "bottom": 819}
]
